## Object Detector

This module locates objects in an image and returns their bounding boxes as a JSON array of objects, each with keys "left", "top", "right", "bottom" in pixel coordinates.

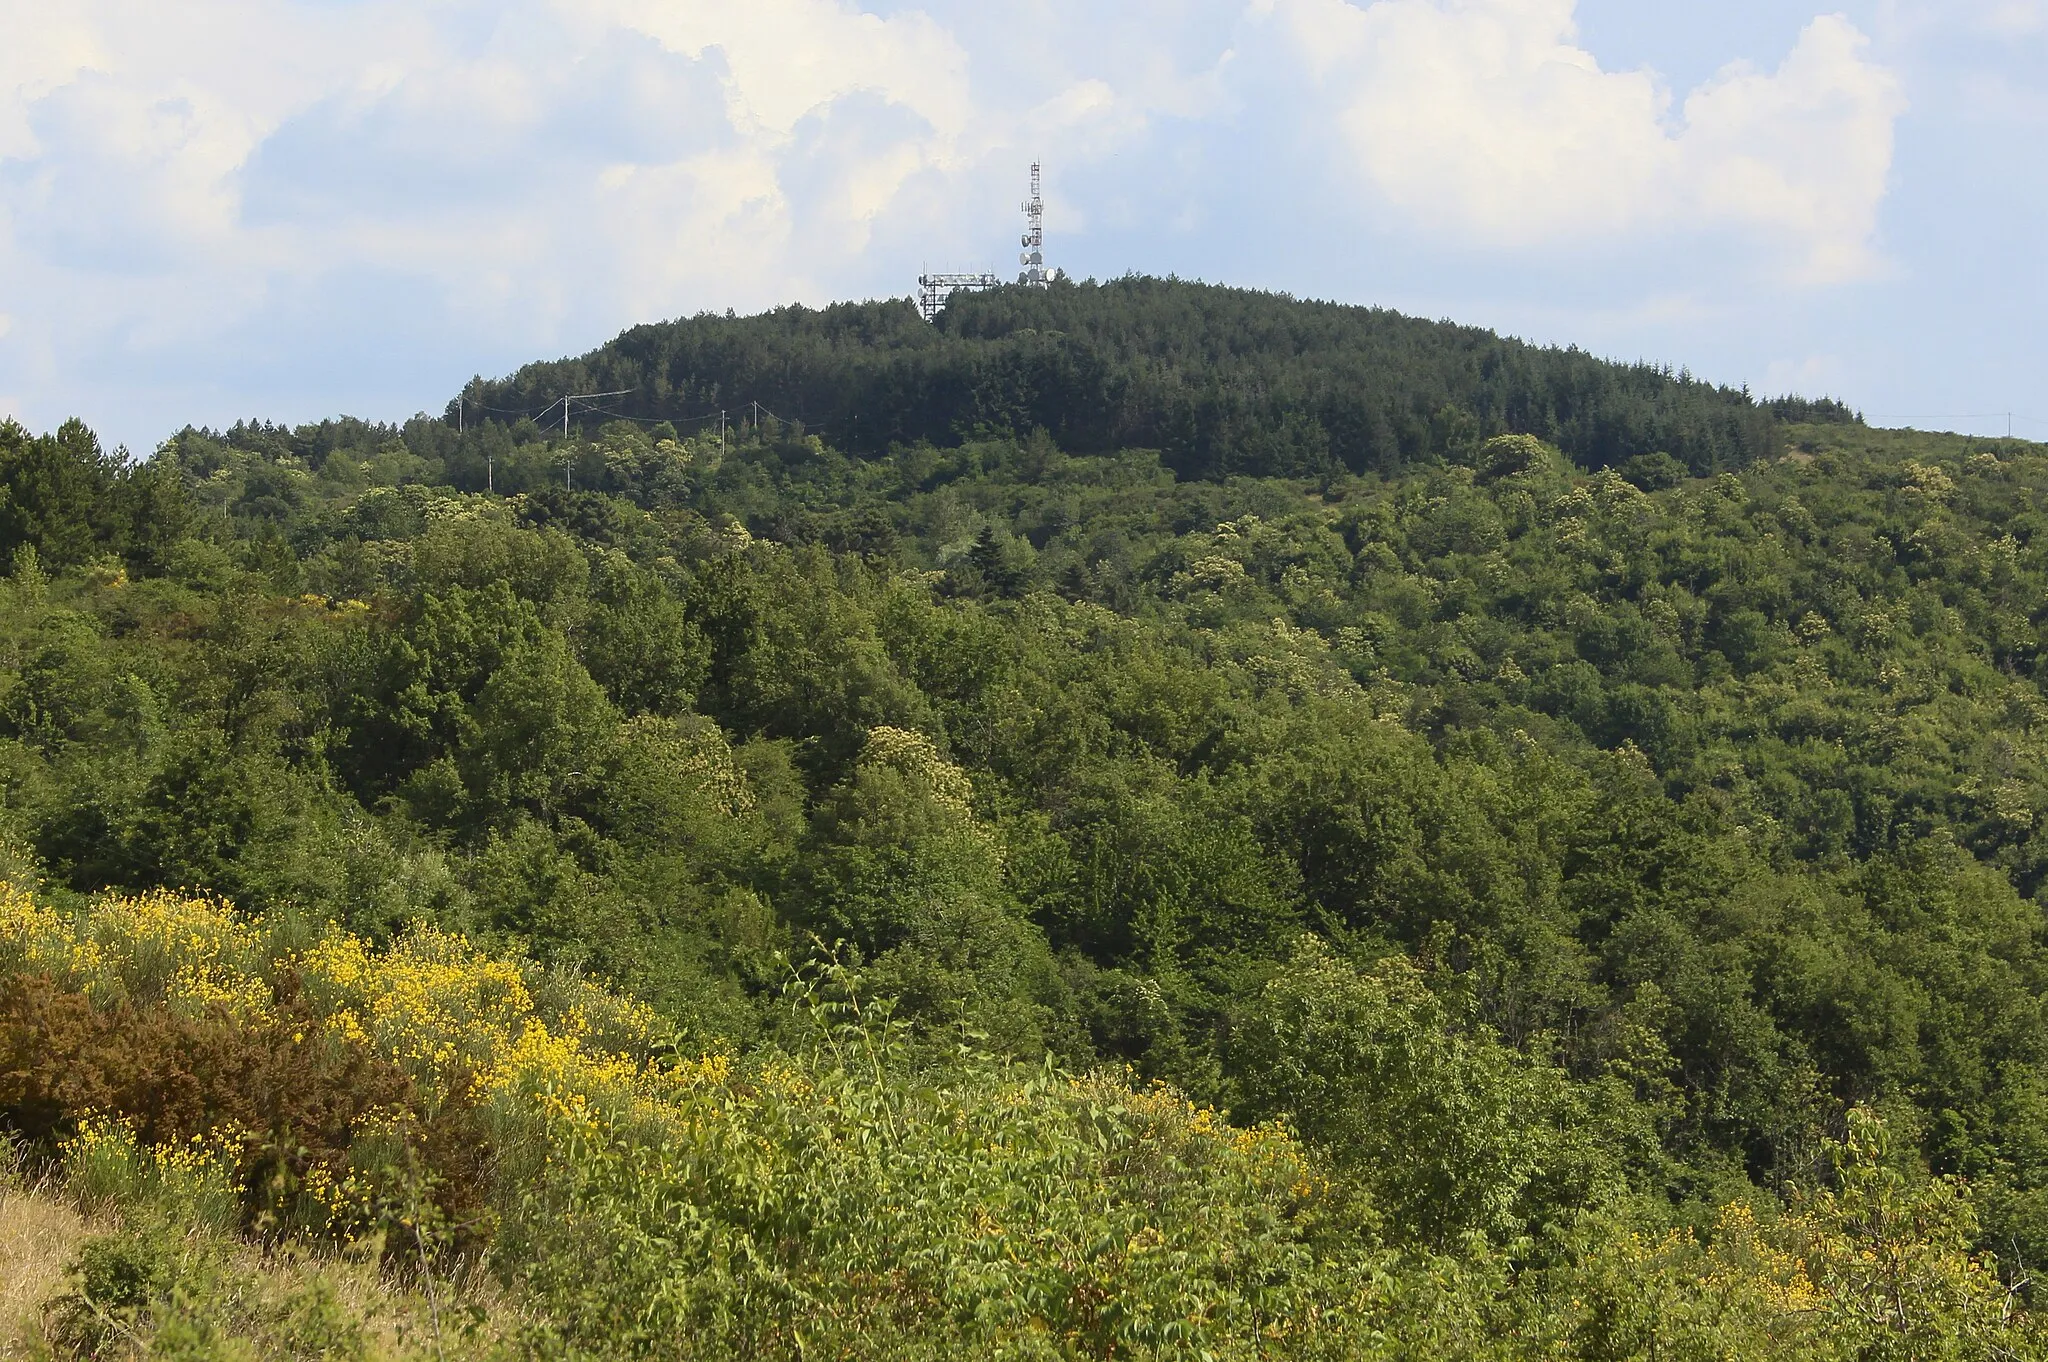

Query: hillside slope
[
  {"left": 3, "top": 886, "right": 2036, "bottom": 1359},
  {"left": 460, "top": 278, "right": 1851, "bottom": 479},
  {"left": 0, "top": 325, "right": 2042, "bottom": 1354}
]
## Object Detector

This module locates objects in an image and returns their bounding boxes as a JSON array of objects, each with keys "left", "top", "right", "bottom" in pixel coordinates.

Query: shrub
[
  {"left": 41, "top": 1227, "right": 181, "bottom": 1358},
  {"left": 59, "top": 1116, "right": 143, "bottom": 1215},
  {"left": 1229, "top": 935, "right": 1617, "bottom": 1247},
  {"left": 6, "top": 880, "right": 2044, "bottom": 1359},
  {"left": 0, "top": 972, "right": 415, "bottom": 1194},
  {"left": 58, "top": 1117, "right": 240, "bottom": 1235}
]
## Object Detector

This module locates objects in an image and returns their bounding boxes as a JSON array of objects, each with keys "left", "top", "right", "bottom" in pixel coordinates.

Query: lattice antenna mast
[
  {"left": 914, "top": 161, "right": 1046, "bottom": 323},
  {"left": 918, "top": 270, "right": 999, "bottom": 323},
  {"left": 1018, "top": 162, "right": 1047, "bottom": 287}
]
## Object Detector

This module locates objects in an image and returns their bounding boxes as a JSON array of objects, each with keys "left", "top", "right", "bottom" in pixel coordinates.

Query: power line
[
  {"left": 1865, "top": 413, "right": 2046, "bottom": 423},
  {"left": 576, "top": 407, "right": 732, "bottom": 431},
  {"left": 1866, "top": 413, "right": 2013, "bottom": 420},
  {"left": 447, "top": 393, "right": 829, "bottom": 440},
  {"left": 560, "top": 388, "right": 636, "bottom": 438},
  {"left": 1864, "top": 411, "right": 2048, "bottom": 439}
]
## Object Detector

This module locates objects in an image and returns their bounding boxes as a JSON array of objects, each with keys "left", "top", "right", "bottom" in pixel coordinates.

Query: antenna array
[
  {"left": 1018, "top": 162, "right": 1047, "bottom": 287},
  {"left": 917, "top": 271, "right": 1001, "bottom": 323},
  {"left": 915, "top": 163, "right": 1051, "bottom": 323}
]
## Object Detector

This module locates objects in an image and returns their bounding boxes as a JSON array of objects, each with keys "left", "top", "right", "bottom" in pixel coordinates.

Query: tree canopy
[
  {"left": 461, "top": 277, "right": 1853, "bottom": 480},
  {"left": 0, "top": 305, "right": 2042, "bottom": 1357}
]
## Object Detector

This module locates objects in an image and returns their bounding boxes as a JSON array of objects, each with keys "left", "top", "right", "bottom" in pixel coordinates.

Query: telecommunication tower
[
  {"left": 1018, "top": 162, "right": 1048, "bottom": 287},
  {"left": 916, "top": 164, "right": 1051, "bottom": 322}
]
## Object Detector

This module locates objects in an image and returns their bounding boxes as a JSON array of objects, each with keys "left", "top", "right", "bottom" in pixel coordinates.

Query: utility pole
[
  {"left": 552, "top": 388, "right": 636, "bottom": 493},
  {"left": 486, "top": 451, "right": 493, "bottom": 494},
  {"left": 559, "top": 388, "right": 634, "bottom": 437},
  {"left": 457, "top": 396, "right": 463, "bottom": 433}
]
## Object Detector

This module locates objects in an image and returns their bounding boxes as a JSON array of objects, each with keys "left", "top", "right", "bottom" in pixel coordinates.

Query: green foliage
[
  {"left": 40, "top": 1223, "right": 440, "bottom": 1361},
  {"left": 7, "top": 326, "right": 2048, "bottom": 1355},
  {"left": 1803, "top": 1108, "right": 2024, "bottom": 1358},
  {"left": 467, "top": 278, "right": 1790, "bottom": 478},
  {"left": 44, "top": 1227, "right": 183, "bottom": 1357},
  {"left": 503, "top": 1043, "right": 1349, "bottom": 1359},
  {"left": 579, "top": 550, "right": 708, "bottom": 716},
  {"left": 0, "top": 418, "right": 191, "bottom": 572},
  {"left": 1231, "top": 936, "right": 1617, "bottom": 1247},
  {"left": 6, "top": 882, "right": 2044, "bottom": 1358}
]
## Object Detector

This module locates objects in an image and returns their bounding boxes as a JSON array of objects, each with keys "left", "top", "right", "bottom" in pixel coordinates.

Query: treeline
[
  {"left": 0, "top": 419, "right": 189, "bottom": 572},
  {"left": 460, "top": 278, "right": 1848, "bottom": 479}
]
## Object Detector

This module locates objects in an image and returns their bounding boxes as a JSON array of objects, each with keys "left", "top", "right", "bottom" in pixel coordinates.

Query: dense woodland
[
  {"left": 462, "top": 278, "right": 1856, "bottom": 480},
  {"left": 1, "top": 280, "right": 2045, "bottom": 1358}
]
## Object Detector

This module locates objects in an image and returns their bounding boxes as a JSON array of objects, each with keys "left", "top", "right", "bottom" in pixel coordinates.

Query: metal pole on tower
[{"left": 1018, "top": 162, "right": 1047, "bottom": 287}]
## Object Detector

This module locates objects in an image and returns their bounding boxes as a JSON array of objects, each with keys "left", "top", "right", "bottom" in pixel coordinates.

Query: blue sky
[{"left": 1, "top": 0, "right": 2043, "bottom": 454}]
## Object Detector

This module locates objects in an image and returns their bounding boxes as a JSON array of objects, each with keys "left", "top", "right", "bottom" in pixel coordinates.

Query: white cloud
[
  {"left": 582, "top": 0, "right": 972, "bottom": 140},
  {"left": 0, "top": 0, "right": 1929, "bottom": 450},
  {"left": 1680, "top": 17, "right": 1904, "bottom": 281},
  {"left": 0, "top": 10, "right": 102, "bottom": 160},
  {"left": 1270, "top": 0, "right": 1903, "bottom": 281},
  {"left": 0, "top": 0, "right": 1025, "bottom": 444}
]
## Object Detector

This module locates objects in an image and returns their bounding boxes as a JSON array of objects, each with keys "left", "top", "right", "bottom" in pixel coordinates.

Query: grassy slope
[
  {"left": 0, "top": 1181, "right": 90, "bottom": 1358},
  {"left": 0, "top": 1178, "right": 504, "bottom": 1360}
]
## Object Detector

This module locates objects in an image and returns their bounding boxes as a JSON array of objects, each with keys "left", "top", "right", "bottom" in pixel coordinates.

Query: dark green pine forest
[{"left": 4, "top": 279, "right": 2048, "bottom": 1359}]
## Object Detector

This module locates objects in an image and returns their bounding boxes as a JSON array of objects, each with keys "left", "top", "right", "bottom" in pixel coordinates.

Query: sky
[{"left": 1, "top": 0, "right": 2044, "bottom": 455}]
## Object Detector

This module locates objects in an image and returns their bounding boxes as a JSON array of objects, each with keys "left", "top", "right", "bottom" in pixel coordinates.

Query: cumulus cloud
[
  {"left": 1267, "top": 0, "right": 1904, "bottom": 281},
  {"left": 0, "top": 0, "right": 1030, "bottom": 441},
  {"left": 0, "top": 0, "right": 1916, "bottom": 448}
]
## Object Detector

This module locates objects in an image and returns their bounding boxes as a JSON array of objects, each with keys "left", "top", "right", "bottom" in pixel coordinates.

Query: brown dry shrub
[
  {"left": 0, "top": 971, "right": 492, "bottom": 1244},
  {"left": 0, "top": 971, "right": 410, "bottom": 1148}
]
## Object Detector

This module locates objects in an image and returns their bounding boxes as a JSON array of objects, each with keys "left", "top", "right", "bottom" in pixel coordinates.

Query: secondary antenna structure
[
  {"left": 916, "top": 163, "right": 1051, "bottom": 322},
  {"left": 917, "top": 270, "right": 1000, "bottom": 323},
  {"left": 1018, "top": 161, "right": 1047, "bottom": 287}
]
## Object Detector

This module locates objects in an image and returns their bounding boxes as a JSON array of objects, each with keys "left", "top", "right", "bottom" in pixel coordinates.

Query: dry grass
[
  {"left": 220, "top": 1245, "right": 523, "bottom": 1361},
  {"left": 0, "top": 1179, "right": 95, "bottom": 1360},
  {"left": 0, "top": 1166, "right": 516, "bottom": 1361}
]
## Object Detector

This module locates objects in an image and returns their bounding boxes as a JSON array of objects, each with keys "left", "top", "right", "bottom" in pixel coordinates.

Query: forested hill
[
  {"left": 461, "top": 277, "right": 1855, "bottom": 479},
  {"left": 5, "top": 384, "right": 2048, "bottom": 1354}
]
